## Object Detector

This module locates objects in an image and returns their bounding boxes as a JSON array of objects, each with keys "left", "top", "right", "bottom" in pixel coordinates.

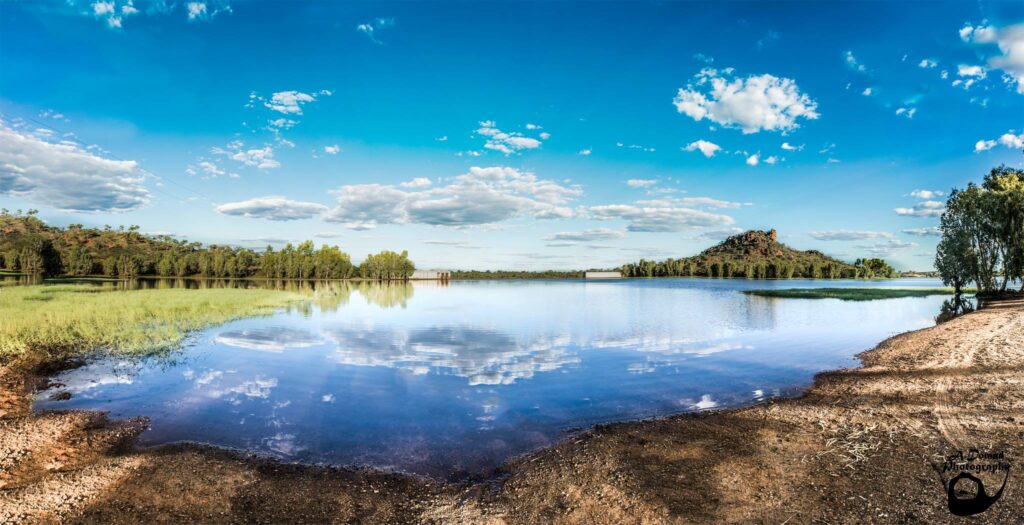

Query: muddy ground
[{"left": 2, "top": 297, "right": 1022, "bottom": 524}]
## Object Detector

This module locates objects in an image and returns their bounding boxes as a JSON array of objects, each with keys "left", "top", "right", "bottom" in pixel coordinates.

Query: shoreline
[{"left": 2, "top": 298, "right": 1022, "bottom": 523}]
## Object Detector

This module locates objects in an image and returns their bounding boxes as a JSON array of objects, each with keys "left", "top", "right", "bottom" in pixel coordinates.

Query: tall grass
[{"left": 0, "top": 285, "right": 301, "bottom": 365}]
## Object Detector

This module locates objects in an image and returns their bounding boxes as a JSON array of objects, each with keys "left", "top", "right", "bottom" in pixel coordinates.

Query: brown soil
[{"left": 2, "top": 298, "right": 1022, "bottom": 524}]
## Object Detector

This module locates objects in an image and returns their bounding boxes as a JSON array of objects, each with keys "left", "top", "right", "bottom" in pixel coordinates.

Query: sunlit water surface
[{"left": 35, "top": 278, "right": 948, "bottom": 478}]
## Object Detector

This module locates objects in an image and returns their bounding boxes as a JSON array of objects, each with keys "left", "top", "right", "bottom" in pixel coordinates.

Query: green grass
[
  {"left": 742, "top": 288, "right": 964, "bottom": 301},
  {"left": 0, "top": 285, "right": 301, "bottom": 365}
]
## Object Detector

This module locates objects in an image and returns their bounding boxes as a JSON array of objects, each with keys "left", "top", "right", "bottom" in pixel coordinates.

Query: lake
[{"left": 35, "top": 278, "right": 948, "bottom": 479}]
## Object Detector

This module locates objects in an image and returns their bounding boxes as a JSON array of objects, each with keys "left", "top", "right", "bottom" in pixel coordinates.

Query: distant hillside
[{"left": 621, "top": 229, "right": 895, "bottom": 279}]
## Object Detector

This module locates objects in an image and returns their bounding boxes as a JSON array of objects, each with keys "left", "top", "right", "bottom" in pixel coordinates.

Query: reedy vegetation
[
  {"left": 0, "top": 285, "right": 301, "bottom": 364},
  {"left": 0, "top": 211, "right": 414, "bottom": 280},
  {"left": 936, "top": 166, "right": 1024, "bottom": 294}
]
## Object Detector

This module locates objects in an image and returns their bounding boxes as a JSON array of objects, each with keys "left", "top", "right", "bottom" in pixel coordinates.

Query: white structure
[
  {"left": 585, "top": 271, "right": 622, "bottom": 279},
  {"left": 411, "top": 269, "right": 451, "bottom": 280}
]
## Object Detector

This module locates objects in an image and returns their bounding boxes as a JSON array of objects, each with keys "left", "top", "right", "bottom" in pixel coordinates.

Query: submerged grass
[
  {"left": 743, "top": 288, "right": 963, "bottom": 301},
  {"left": 0, "top": 285, "right": 302, "bottom": 366}
]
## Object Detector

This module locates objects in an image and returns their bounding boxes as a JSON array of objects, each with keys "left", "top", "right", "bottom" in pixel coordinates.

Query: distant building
[
  {"left": 585, "top": 271, "right": 622, "bottom": 279},
  {"left": 411, "top": 269, "right": 451, "bottom": 280}
]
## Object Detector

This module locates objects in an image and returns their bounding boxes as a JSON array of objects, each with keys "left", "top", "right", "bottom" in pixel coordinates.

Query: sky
[{"left": 1, "top": 1, "right": 1022, "bottom": 271}]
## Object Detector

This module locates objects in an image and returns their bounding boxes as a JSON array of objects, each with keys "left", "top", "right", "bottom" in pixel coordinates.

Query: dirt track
[{"left": 2, "top": 298, "right": 1022, "bottom": 524}]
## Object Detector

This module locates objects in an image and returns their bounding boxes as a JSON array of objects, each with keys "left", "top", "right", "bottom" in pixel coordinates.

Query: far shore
[{"left": 1, "top": 295, "right": 1021, "bottom": 523}]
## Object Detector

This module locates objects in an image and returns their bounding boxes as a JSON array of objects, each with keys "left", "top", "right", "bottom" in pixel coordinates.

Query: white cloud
[
  {"left": 975, "top": 139, "right": 997, "bottom": 152},
  {"left": 400, "top": 177, "right": 432, "bottom": 188},
  {"left": 475, "top": 121, "right": 546, "bottom": 155},
  {"left": 862, "top": 87, "right": 873, "bottom": 96},
  {"left": 626, "top": 179, "right": 657, "bottom": 188},
  {"left": 763, "top": 155, "right": 779, "bottom": 165},
  {"left": 998, "top": 132, "right": 1024, "bottom": 149},
  {"left": 216, "top": 196, "right": 328, "bottom": 221},
  {"left": 781, "top": 142, "right": 802, "bottom": 151},
  {"left": 211, "top": 140, "right": 280, "bottom": 170},
  {"left": 357, "top": 17, "right": 395, "bottom": 44},
  {"left": 895, "top": 107, "right": 917, "bottom": 119},
  {"left": 545, "top": 228, "right": 626, "bottom": 242},
  {"left": 894, "top": 200, "right": 945, "bottom": 217},
  {"left": 588, "top": 202, "right": 735, "bottom": 232},
  {"left": 902, "top": 227, "right": 942, "bottom": 237},
  {"left": 958, "top": 64, "right": 987, "bottom": 78},
  {"left": 636, "top": 196, "right": 746, "bottom": 209},
  {"left": 324, "top": 166, "right": 580, "bottom": 228},
  {"left": 0, "top": 121, "right": 149, "bottom": 212},
  {"left": 187, "top": 160, "right": 237, "bottom": 179},
  {"left": 910, "top": 189, "right": 944, "bottom": 199},
  {"left": 578, "top": 148, "right": 592, "bottom": 156},
  {"left": 673, "top": 68, "right": 819, "bottom": 133},
  {"left": 918, "top": 59, "right": 938, "bottom": 69},
  {"left": 314, "top": 232, "right": 343, "bottom": 238},
  {"left": 323, "top": 145, "right": 340, "bottom": 155},
  {"left": 745, "top": 154, "right": 759, "bottom": 166},
  {"left": 683, "top": 139, "right": 721, "bottom": 158},
  {"left": 186, "top": 2, "right": 207, "bottom": 20},
  {"left": 809, "top": 230, "right": 893, "bottom": 241},
  {"left": 857, "top": 239, "right": 917, "bottom": 256},
  {"left": 264, "top": 90, "right": 328, "bottom": 115},
  {"left": 974, "top": 131, "right": 1024, "bottom": 152},
  {"left": 844, "top": 50, "right": 867, "bottom": 73}
]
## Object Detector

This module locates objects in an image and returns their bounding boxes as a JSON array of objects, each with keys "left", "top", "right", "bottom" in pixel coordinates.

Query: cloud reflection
[
  {"left": 326, "top": 326, "right": 580, "bottom": 385},
  {"left": 214, "top": 327, "right": 324, "bottom": 352}
]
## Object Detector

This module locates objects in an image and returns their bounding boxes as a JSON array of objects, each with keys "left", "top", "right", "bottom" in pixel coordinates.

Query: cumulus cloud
[
  {"left": 356, "top": 17, "right": 395, "bottom": 44},
  {"left": 323, "top": 145, "right": 340, "bottom": 155},
  {"left": 545, "top": 228, "right": 626, "bottom": 242},
  {"left": 683, "top": 139, "right": 721, "bottom": 158},
  {"left": 264, "top": 90, "right": 329, "bottom": 115},
  {"left": 187, "top": 160, "right": 237, "bottom": 179},
  {"left": 475, "top": 121, "right": 546, "bottom": 155},
  {"left": 216, "top": 196, "right": 328, "bottom": 221},
  {"left": 626, "top": 179, "right": 657, "bottom": 188},
  {"left": 636, "top": 196, "right": 746, "bottom": 209},
  {"left": 745, "top": 154, "right": 759, "bottom": 166},
  {"left": 918, "top": 59, "right": 938, "bottom": 69},
  {"left": 578, "top": 148, "right": 592, "bottom": 156},
  {"left": 958, "top": 64, "right": 987, "bottom": 78},
  {"left": 910, "top": 189, "right": 944, "bottom": 199},
  {"left": 211, "top": 140, "right": 280, "bottom": 170},
  {"left": 781, "top": 142, "right": 802, "bottom": 151},
  {"left": 400, "top": 177, "right": 432, "bottom": 188},
  {"left": 673, "top": 68, "right": 819, "bottom": 133},
  {"left": 87, "top": 0, "right": 229, "bottom": 28},
  {"left": 809, "top": 230, "right": 893, "bottom": 241},
  {"left": 324, "top": 166, "right": 580, "bottom": 228},
  {"left": 894, "top": 200, "right": 945, "bottom": 217},
  {"left": 902, "top": 227, "right": 942, "bottom": 237},
  {"left": 974, "top": 131, "right": 1024, "bottom": 152},
  {"left": 961, "top": 23, "right": 1024, "bottom": 93},
  {"left": 862, "top": 87, "right": 874, "bottom": 96},
  {"left": 0, "top": 121, "right": 149, "bottom": 212}
]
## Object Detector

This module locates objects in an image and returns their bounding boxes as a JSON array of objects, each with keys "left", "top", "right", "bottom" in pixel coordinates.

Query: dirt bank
[{"left": 2, "top": 298, "right": 1022, "bottom": 523}]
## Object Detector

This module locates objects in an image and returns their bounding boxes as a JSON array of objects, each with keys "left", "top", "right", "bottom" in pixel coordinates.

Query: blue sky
[{"left": 1, "top": 1, "right": 1022, "bottom": 270}]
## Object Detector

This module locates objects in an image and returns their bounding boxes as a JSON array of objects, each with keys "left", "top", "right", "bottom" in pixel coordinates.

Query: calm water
[{"left": 35, "top": 278, "right": 948, "bottom": 478}]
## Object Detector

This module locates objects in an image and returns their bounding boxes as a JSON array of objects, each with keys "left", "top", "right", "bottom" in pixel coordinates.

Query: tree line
[
  {"left": 620, "top": 257, "right": 894, "bottom": 279},
  {"left": 936, "top": 165, "right": 1024, "bottom": 296},
  {"left": 0, "top": 210, "right": 415, "bottom": 280}
]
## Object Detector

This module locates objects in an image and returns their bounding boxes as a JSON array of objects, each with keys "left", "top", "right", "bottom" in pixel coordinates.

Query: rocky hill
[{"left": 621, "top": 230, "right": 891, "bottom": 279}]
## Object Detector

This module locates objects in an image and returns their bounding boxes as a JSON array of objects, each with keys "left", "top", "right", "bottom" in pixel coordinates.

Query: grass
[
  {"left": 0, "top": 284, "right": 302, "bottom": 366},
  {"left": 742, "top": 288, "right": 964, "bottom": 301}
]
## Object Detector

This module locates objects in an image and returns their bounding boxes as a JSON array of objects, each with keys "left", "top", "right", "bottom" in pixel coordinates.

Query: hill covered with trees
[
  {"left": 621, "top": 229, "right": 896, "bottom": 279},
  {"left": 0, "top": 210, "right": 414, "bottom": 280}
]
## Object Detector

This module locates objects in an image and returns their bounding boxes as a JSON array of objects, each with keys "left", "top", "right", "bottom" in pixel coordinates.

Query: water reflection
[
  {"left": 326, "top": 327, "right": 580, "bottom": 385},
  {"left": 33, "top": 278, "right": 953, "bottom": 478}
]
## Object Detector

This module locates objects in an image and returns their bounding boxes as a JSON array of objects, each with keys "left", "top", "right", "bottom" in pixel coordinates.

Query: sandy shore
[{"left": 2, "top": 297, "right": 1021, "bottom": 524}]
